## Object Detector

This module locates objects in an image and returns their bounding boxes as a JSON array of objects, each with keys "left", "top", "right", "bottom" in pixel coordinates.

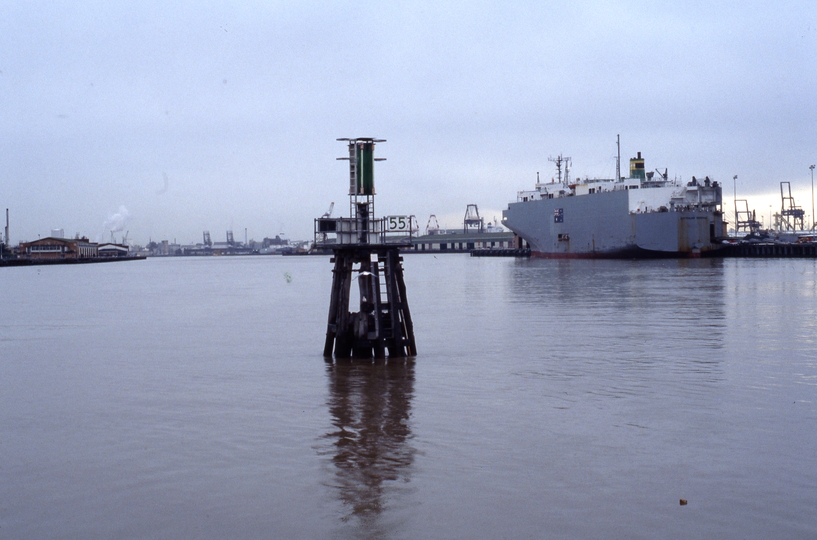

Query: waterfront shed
[{"left": 20, "top": 237, "right": 99, "bottom": 260}]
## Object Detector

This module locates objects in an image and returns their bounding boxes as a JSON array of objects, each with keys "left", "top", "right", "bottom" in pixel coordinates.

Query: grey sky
[{"left": 2, "top": 1, "right": 815, "bottom": 244}]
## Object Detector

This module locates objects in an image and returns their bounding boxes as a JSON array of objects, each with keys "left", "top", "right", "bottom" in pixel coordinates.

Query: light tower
[
  {"left": 315, "top": 138, "right": 417, "bottom": 360},
  {"left": 733, "top": 175, "right": 738, "bottom": 236},
  {"left": 810, "top": 164, "right": 815, "bottom": 231},
  {"left": 1, "top": 209, "right": 7, "bottom": 260}
]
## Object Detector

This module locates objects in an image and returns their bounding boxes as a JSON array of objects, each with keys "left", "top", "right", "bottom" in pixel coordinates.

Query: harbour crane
[
  {"left": 780, "top": 181, "right": 805, "bottom": 232},
  {"left": 425, "top": 214, "right": 440, "bottom": 235},
  {"left": 318, "top": 202, "right": 335, "bottom": 243},
  {"left": 463, "top": 204, "right": 484, "bottom": 233},
  {"left": 322, "top": 202, "right": 335, "bottom": 218}
]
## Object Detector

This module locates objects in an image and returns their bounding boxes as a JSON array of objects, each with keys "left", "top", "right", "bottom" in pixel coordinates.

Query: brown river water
[{"left": 2, "top": 254, "right": 815, "bottom": 539}]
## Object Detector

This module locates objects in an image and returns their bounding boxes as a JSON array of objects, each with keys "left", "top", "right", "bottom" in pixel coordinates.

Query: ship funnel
[{"left": 629, "top": 151, "right": 645, "bottom": 180}]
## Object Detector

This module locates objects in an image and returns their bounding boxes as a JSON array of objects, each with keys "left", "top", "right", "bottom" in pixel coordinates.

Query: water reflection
[
  {"left": 322, "top": 359, "right": 415, "bottom": 533},
  {"left": 505, "top": 258, "right": 728, "bottom": 388},
  {"left": 509, "top": 258, "right": 727, "bottom": 332}
]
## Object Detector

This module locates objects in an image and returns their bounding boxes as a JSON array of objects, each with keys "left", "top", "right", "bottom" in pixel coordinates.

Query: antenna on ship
[{"left": 548, "top": 154, "right": 571, "bottom": 186}]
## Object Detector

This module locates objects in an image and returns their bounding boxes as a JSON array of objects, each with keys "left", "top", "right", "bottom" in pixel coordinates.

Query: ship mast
[
  {"left": 548, "top": 154, "right": 572, "bottom": 186},
  {"left": 616, "top": 134, "right": 621, "bottom": 181}
]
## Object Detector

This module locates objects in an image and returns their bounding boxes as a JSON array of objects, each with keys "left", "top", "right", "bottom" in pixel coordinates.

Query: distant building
[
  {"left": 97, "top": 243, "right": 130, "bottom": 258},
  {"left": 262, "top": 235, "right": 288, "bottom": 248},
  {"left": 410, "top": 231, "right": 515, "bottom": 252},
  {"left": 211, "top": 242, "right": 252, "bottom": 255},
  {"left": 154, "top": 240, "right": 181, "bottom": 255},
  {"left": 20, "top": 237, "right": 98, "bottom": 260}
]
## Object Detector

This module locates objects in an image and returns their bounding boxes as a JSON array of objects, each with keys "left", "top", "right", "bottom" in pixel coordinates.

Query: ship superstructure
[{"left": 502, "top": 141, "right": 725, "bottom": 258}]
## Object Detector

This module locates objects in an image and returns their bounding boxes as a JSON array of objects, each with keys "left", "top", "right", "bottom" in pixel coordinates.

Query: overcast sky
[{"left": 2, "top": 0, "right": 816, "bottom": 245}]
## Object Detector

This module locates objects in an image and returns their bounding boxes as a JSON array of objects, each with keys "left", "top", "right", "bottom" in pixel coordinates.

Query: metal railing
[{"left": 314, "top": 216, "right": 416, "bottom": 247}]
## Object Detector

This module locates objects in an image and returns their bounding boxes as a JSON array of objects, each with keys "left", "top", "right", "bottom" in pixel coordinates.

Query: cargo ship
[{"left": 501, "top": 141, "right": 726, "bottom": 258}]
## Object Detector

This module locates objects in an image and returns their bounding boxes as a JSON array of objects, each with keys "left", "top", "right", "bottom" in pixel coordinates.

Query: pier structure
[{"left": 315, "top": 138, "right": 417, "bottom": 360}]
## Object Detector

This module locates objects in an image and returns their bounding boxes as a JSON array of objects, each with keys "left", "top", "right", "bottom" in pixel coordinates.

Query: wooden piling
[{"left": 324, "top": 246, "right": 416, "bottom": 360}]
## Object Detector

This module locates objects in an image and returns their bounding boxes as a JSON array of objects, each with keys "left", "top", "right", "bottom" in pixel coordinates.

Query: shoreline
[{"left": 0, "top": 256, "right": 146, "bottom": 267}]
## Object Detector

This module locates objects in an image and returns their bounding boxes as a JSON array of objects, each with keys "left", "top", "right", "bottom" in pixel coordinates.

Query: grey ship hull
[{"left": 503, "top": 189, "right": 725, "bottom": 258}]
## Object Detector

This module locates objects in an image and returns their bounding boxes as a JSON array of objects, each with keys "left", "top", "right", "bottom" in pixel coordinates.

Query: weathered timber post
[{"left": 316, "top": 138, "right": 417, "bottom": 360}]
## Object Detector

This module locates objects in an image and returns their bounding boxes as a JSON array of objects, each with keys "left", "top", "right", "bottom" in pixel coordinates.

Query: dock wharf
[
  {"left": 720, "top": 242, "right": 817, "bottom": 258},
  {"left": 468, "top": 243, "right": 817, "bottom": 258},
  {"left": 0, "top": 255, "right": 146, "bottom": 267},
  {"left": 470, "top": 248, "right": 530, "bottom": 257}
]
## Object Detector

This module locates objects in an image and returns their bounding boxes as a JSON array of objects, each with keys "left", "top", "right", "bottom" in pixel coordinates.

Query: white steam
[{"left": 102, "top": 206, "right": 131, "bottom": 240}]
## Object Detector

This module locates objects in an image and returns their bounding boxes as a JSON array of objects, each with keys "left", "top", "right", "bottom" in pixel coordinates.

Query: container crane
[{"left": 322, "top": 202, "right": 335, "bottom": 218}]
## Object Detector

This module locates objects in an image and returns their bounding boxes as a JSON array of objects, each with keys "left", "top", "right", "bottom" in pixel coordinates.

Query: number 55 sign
[{"left": 385, "top": 215, "right": 410, "bottom": 231}]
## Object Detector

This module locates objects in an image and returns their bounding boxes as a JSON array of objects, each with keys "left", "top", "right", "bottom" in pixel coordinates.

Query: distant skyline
[{"left": 2, "top": 1, "right": 816, "bottom": 245}]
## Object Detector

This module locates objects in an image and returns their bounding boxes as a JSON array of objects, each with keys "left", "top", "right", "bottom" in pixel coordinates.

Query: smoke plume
[{"left": 103, "top": 206, "right": 131, "bottom": 235}]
